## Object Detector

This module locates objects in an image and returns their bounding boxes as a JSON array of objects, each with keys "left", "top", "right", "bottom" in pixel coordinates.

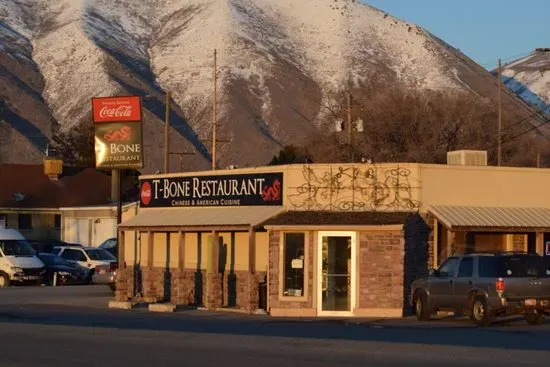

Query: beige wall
[
  {"left": 256, "top": 232, "right": 269, "bottom": 273},
  {"left": 419, "top": 164, "right": 550, "bottom": 209},
  {"left": 0, "top": 211, "right": 60, "bottom": 240}
]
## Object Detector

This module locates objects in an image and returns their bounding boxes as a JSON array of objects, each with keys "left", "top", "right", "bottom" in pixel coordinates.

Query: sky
[{"left": 364, "top": 0, "right": 549, "bottom": 70}]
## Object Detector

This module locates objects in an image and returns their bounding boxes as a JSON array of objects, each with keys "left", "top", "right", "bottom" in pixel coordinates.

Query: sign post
[{"left": 92, "top": 95, "right": 144, "bottom": 277}]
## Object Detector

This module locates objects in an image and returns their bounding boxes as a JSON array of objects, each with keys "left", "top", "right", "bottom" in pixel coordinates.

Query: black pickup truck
[{"left": 410, "top": 252, "right": 550, "bottom": 326}]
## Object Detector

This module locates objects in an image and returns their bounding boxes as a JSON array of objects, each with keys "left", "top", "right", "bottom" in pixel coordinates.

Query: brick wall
[
  {"left": 513, "top": 234, "right": 526, "bottom": 252},
  {"left": 171, "top": 269, "right": 205, "bottom": 306},
  {"left": 268, "top": 231, "right": 314, "bottom": 311},
  {"left": 142, "top": 267, "right": 169, "bottom": 302},
  {"left": 222, "top": 271, "right": 262, "bottom": 311},
  {"left": 358, "top": 230, "right": 405, "bottom": 310}
]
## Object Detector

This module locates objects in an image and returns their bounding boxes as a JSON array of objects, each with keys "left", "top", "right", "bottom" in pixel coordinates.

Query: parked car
[
  {"left": 98, "top": 238, "right": 117, "bottom": 257},
  {"left": 0, "top": 229, "right": 46, "bottom": 287},
  {"left": 411, "top": 252, "right": 550, "bottom": 326},
  {"left": 53, "top": 246, "right": 118, "bottom": 291},
  {"left": 37, "top": 253, "right": 92, "bottom": 286}
]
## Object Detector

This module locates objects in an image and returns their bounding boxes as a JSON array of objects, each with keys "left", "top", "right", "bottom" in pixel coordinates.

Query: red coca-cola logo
[
  {"left": 92, "top": 96, "right": 142, "bottom": 123},
  {"left": 100, "top": 106, "right": 133, "bottom": 118},
  {"left": 104, "top": 125, "right": 132, "bottom": 142},
  {"left": 140, "top": 181, "right": 152, "bottom": 206}
]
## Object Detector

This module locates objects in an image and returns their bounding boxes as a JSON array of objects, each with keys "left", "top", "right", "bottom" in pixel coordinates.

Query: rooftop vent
[{"left": 447, "top": 150, "right": 488, "bottom": 166}]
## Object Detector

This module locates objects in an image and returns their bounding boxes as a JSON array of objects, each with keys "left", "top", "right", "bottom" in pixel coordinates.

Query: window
[
  {"left": 0, "top": 214, "right": 6, "bottom": 229},
  {"left": 18, "top": 214, "right": 32, "bottom": 230},
  {"left": 85, "top": 248, "right": 116, "bottom": 261},
  {"left": 282, "top": 233, "right": 305, "bottom": 297},
  {"left": 61, "top": 249, "right": 87, "bottom": 262},
  {"left": 457, "top": 257, "right": 474, "bottom": 278},
  {"left": 438, "top": 257, "right": 459, "bottom": 277},
  {"left": 0, "top": 240, "right": 35, "bottom": 256},
  {"left": 54, "top": 215, "right": 61, "bottom": 229}
]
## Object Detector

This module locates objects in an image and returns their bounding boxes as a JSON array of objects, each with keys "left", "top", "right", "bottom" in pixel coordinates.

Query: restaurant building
[{"left": 115, "top": 150, "right": 550, "bottom": 317}]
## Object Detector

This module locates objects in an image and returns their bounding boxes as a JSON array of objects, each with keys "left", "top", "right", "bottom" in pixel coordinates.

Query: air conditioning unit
[{"left": 447, "top": 150, "right": 488, "bottom": 166}]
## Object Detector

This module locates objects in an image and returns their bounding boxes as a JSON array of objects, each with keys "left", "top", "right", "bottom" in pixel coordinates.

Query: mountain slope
[
  {"left": 0, "top": 0, "right": 543, "bottom": 172},
  {"left": 500, "top": 49, "right": 550, "bottom": 115}
]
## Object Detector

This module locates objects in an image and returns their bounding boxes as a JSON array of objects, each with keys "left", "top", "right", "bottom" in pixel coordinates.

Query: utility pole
[
  {"left": 212, "top": 49, "right": 217, "bottom": 170},
  {"left": 164, "top": 91, "right": 171, "bottom": 173},
  {"left": 347, "top": 90, "right": 352, "bottom": 163},
  {"left": 497, "top": 59, "right": 502, "bottom": 166}
]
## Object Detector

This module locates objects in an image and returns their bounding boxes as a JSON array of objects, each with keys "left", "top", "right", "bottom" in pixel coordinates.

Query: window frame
[{"left": 278, "top": 231, "right": 309, "bottom": 302}]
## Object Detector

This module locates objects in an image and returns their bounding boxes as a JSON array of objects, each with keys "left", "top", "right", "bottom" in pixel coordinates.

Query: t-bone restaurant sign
[
  {"left": 92, "top": 96, "right": 143, "bottom": 169},
  {"left": 140, "top": 172, "right": 283, "bottom": 207}
]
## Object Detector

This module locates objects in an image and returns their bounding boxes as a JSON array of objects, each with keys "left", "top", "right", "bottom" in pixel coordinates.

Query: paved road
[{"left": 1, "top": 286, "right": 550, "bottom": 366}]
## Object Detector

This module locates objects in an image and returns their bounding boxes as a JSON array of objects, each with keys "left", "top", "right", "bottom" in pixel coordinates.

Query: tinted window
[
  {"left": 86, "top": 249, "right": 116, "bottom": 261},
  {"left": 0, "top": 240, "right": 36, "bottom": 256},
  {"left": 457, "top": 257, "right": 474, "bottom": 277},
  {"left": 478, "top": 257, "right": 498, "bottom": 277},
  {"left": 499, "top": 256, "right": 550, "bottom": 278},
  {"left": 479, "top": 255, "right": 550, "bottom": 278},
  {"left": 61, "top": 249, "right": 87, "bottom": 262},
  {"left": 438, "top": 257, "right": 460, "bottom": 277}
]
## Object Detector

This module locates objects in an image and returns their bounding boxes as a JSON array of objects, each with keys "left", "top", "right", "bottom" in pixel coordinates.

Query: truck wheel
[
  {"left": 525, "top": 313, "right": 545, "bottom": 325},
  {"left": 471, "top": 296, "right": 494, "bottom": 327},
  {"left": 414, "top": 291, "right": 431, "bottom": 321},
  {"left": 0, "top": 273, "right": 10, "bottom": 288}
]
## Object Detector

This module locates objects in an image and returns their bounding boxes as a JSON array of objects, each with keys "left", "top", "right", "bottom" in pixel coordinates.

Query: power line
[{"left": 484, "top": 113, "right": 550, "bottom": 151}]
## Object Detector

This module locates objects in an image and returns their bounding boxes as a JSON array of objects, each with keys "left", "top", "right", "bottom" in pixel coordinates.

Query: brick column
[
  {"left": 114, "top": 266, "right": 131, "bottom": 301},
  {"left": 205, "top": 273, "right": 223, "bottom": 309},
  {"left": 244, "top": 273, "right": 259, "bottom": 312}
]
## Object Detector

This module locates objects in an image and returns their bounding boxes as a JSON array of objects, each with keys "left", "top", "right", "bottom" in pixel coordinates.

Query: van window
[{"left": 0, "top": 240, "right": 36, "bottom": 256}]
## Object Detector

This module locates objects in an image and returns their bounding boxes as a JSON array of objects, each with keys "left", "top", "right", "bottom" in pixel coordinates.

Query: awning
[
  {"left": 118, "top": 206, "right": 285, "bottom": 231},
  {"left": 428, "top": 205, "right": 550, "bottom": 232}
]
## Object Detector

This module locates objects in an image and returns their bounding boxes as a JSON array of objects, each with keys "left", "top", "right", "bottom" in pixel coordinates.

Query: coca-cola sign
[{"left": 92, "top": 96, "right": 142, "bottom": 123}]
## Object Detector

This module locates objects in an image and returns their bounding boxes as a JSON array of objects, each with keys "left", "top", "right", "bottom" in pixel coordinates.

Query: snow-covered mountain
[
  {"left": 0, "top": 0, "right": 540, "bottom": 172},
  {"left": 500, "top": 49, "right": 550, "bottom": 115}
]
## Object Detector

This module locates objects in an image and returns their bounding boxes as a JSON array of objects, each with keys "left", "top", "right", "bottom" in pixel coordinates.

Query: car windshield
[
  {"left": 85, "top": 248, "right": 116, "bottom": 261},
  {"left": 39, "top": 254, "right": 71, "bottom": 266},
  {"left": 99, "top": 239, "right": 117, "bottom": 249},
  {"left": 0, "top": 240, "right": 36, "bottom": 256}
]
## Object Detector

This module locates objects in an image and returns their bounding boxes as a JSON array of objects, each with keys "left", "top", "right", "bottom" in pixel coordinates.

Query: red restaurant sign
[{"left": 92, "top": 96, "right": 142, "bottom": 123}]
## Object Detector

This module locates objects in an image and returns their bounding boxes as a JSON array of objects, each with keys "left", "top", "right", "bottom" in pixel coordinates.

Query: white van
[{"left": 0, "top": 229, "right": 46, "bottom": 287}]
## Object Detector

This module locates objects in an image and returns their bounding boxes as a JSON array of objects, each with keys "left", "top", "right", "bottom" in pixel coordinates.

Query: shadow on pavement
[{"left": 0, "top": 304, "right": 549, "bottom": 352}]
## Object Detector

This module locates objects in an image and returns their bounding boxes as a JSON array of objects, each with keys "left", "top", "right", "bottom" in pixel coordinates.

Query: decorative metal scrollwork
[{"left": 288, "top": 165, "right": 421, "bottom": 211}]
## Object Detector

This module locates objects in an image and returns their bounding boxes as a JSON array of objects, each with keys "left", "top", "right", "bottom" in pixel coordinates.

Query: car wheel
[
  {"left": 414, "top": 291, "right": 431, "bottom": 321},
  {"left": 525, "top": 312, "right": 545, "bottom": 325},
  {"left": 471, "top": 296, "right": 494, "bottom": 327},
  {"left": 0, "top": 273, "right": 10, "bottom": 288}
]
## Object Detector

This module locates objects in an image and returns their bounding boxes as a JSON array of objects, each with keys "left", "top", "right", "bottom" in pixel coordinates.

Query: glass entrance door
[{"left": 318, "top": 232, "right": 356, "bottom": 315}]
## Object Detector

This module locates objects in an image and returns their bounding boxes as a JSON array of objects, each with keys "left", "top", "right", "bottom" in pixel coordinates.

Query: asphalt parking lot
[{"left": 1, "top": 286, "right": 550, "bottom": 366}]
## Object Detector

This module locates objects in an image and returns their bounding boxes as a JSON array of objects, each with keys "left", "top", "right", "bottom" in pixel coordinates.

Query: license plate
[{"left": 525, "top": 299, "right": 537, "bottom": 307}]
